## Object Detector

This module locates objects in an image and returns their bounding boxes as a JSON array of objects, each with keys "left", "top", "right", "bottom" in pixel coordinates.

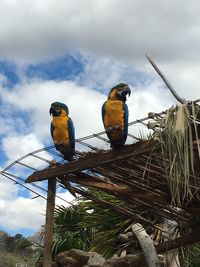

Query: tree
[
  {"left": 17, "top": 237, "right": 33, "bottom": 256},
  {"left": 4, "top": 236, "right": 15, "bottom": 253}
]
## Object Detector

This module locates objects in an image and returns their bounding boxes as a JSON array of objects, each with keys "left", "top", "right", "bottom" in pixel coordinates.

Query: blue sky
[{"left": 0, "top": 0, "right": 200, "bottom": 237}]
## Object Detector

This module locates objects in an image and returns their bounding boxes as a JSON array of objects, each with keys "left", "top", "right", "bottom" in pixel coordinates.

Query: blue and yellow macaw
[
  {"left": 49, "top": 102, "right": 75, "bottom": 161},
  {"left": 102, "top": 83, "right": 131, "bottom": 149}
]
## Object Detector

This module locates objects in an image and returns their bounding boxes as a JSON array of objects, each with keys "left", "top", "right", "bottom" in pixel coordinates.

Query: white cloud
[
  {"left": 0, "top": 73, "right": 8, "bottom": 85},
  {"left": 0, "top": 174, "right": 76, "bottom": 231},
  {"left": 1, "top": 79, "right": 106, "bottom": 141},
  {"left": 2, "top": 133, "right": 52, "bottom": 168},
  {"left": 0, "top": 196, "right": 46, "bottom": 230},
  {"left": 0, "top": 1, "right": 199, "bottom": 100},
  {"left": 0, "top": 176, "right": 19, "bottom": 200},
  {"left": 0, "top": 0, "right": 200, "bottom": 64},
  {"left": 55, "top": 191, "right": 76, "bottom": 207}
]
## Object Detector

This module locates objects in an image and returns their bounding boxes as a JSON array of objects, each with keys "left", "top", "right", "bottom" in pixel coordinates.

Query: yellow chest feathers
[
  {"left": 52, "top": 116, "right": 70, "bottom": 144},
  {"left": 104, "top": 100, "right": 124, "bottom": 129}
]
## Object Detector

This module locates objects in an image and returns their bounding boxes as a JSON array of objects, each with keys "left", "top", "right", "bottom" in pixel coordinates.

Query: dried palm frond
[{"left": 151, "top": 102, "right": 200, "bottom": 205}]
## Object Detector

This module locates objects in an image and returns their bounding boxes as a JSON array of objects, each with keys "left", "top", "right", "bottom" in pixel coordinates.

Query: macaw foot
[
  {"left": 110, "top": 142, "right": 125, "bottom": 150},
  {"left": 64, "top": 155, "right": 76, "bottom": 162}
]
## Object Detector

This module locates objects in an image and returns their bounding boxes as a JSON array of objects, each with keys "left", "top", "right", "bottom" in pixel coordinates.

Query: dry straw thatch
[{"left": 151, "top": 102, "right": 200, "bottom": 205}]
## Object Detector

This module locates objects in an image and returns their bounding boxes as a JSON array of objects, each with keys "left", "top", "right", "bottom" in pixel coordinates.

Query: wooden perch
[{"left": 26, "top": 140, "right": 155, "bottom": 183}]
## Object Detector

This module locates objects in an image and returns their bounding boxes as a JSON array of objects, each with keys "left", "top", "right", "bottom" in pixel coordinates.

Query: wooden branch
[
  {"left": 132, "top": 223, "right": 161, "bottom": 267},
  {"left": 26, "top": 140, "right": 155, "bottom": 183},
  {"left": 146, "top": 55, "right": 186, "bottom": 104},
  {"left": 67, "top": 176, "right": 130, "bottom": 193},
  {"left": 60, "top": 179, "right": 76, "bottom": 197},
  {"left": 64, "top": 172, "right": 165, "bottom": 204},
  {"left": 156, "top": 230, "right": 200, "bottom": 254}
]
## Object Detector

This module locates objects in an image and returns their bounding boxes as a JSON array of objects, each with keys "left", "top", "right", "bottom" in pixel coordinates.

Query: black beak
[
  {"left": 118, "top": 86, "right": 131, "bottom": 102},
  {"left": 49, "top": 106, "right": 60, "bottom": 116},
  {"left": 124, "top": 86, "right": 131, "bottom": 97},
  {"left": 49, "top": 106, "right": 54, "bottom": 115}
]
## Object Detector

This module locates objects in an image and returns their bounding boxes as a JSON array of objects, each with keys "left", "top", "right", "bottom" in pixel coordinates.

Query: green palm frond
[
  {"left": 181, "top": 243, "right": 200, "bottom": 267},
  {"left": 53, "top": 232, "right": 86, "bottom": 256},
  {"left": 53, "top": 190, "right": 140, "bottom": 258},
  {"left": 53, "top": 203, "right": 94, "bottom": 257}
]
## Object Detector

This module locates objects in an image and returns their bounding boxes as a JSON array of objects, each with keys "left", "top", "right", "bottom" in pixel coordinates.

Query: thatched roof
[{"left": 26, "top": 139, "right": 200, "bottom": 229}]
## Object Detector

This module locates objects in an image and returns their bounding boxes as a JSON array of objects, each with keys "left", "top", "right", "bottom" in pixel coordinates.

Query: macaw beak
[
  {"left": 49, "top": 106, "right": 60, "bottom": 116},
  {"left": 49, "top": 106, "right": 54, "bottom": 115},
  {"left": 124, "top": 86, "right": 131, "bottom": 97},
  {"left": 117, "top": 86, "right": 131, "bottom": 102}
]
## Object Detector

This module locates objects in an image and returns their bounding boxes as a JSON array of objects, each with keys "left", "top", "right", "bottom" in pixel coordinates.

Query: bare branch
[{"left": 146, "top": 55, "right": 186, "bottom": 104}]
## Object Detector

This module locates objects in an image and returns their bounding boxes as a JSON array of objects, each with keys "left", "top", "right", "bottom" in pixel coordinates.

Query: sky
[{"left": 0, "top": 0, "right": 200, "bottom": 237}]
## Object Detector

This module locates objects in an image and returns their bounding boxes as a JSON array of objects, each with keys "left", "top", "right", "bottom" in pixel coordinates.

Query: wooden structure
[{"left": 25, "top": 139, "right": 200, "bottom": 266}]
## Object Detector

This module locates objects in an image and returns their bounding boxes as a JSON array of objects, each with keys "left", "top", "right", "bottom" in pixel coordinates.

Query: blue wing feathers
[
  {"left": 50, "top": 122, "right": 54, "bottom": 138},
  {"left": 68, "top": 118, "right": 75, "bottom": 150},
  {"left": 123, "top": 103, "right": 129, "bottom": 143},
  {"left": 123, "top": 103, "right": 129, "bottom": 134},
  {"left": 101, "top": 102, "right": 106, "bottom": 125}
]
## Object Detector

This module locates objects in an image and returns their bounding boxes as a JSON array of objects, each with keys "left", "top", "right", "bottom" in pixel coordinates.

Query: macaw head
[
  {"left": 108, "top": 83, "right": 131, "bottom": 102},
  {"left": 49, "top": 102, "right": 69, "bottom": 117}
]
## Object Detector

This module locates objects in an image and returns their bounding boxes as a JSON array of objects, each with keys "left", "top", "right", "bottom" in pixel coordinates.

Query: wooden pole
[
  {"left": 146, "top": 55, "right": 186, "bottom": 104},
  {"left": 43, "top": 178, "right": 56, "bottom": 267}
]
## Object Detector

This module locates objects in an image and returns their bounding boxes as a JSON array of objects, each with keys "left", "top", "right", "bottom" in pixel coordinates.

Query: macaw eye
[{"left": 117, "top": 90, "right": 123, "bottom": 96}]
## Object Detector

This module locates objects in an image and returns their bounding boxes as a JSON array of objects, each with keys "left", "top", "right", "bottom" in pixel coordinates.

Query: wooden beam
[
  {"left": 65, "top": 172, "right": 164, "bottom": 202},
  {"left": 43, "top": 178, "right": 56, "bottom": 267},
  {"left": 26, "top": 140, "right": 156, "bottom": 183},
  {"left": 156, "top": 230, "right": 200, "bottom": 254}
]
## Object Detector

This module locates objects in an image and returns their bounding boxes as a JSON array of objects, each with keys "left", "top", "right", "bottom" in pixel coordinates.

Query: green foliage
[
  {"left": 0, "top": 232, "right": 34, "bottom": 257},
  {"left": 53, "top": 203, "right": 93, "bottom": 256},
  {"left": 181, "top": 243, "right": 200, "bottom": 267},
  {"left": 53, "top": 189, "right": 200, "bottom": 264},
  {"left": 53, "top": 190, "right": 135, "bottom": 258},
  {"left": 4, "top": 236, "right": 16, "bottom": 253},
  {"left": 78, "top": 191, "right": 133, "bottom": 258}
]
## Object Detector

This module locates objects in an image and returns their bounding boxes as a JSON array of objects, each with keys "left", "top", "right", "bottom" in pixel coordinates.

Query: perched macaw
[
  {"left": 49, "top": 102, "right": 75, "bottom": 160},
  {"left": 102, "top": 83, "right": 131, "bottom": 149}
]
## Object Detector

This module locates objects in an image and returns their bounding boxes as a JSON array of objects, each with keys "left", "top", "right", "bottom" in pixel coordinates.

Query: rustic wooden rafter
[
  {"left": 26, "top": 140, "right": 156, "bottom": 183},
  {"left": 59, "top": 179, "right": 162, "bottom": 230}
]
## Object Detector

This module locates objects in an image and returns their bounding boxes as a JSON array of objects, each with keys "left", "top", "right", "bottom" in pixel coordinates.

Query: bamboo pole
[{"left": 43, "top": 178, "right": 56, "bottom": 267}]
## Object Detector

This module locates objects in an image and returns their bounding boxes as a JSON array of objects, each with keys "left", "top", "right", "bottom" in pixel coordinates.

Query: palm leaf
[{"left": 151, "top": 102, "right": 200, "bottom": 205}]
